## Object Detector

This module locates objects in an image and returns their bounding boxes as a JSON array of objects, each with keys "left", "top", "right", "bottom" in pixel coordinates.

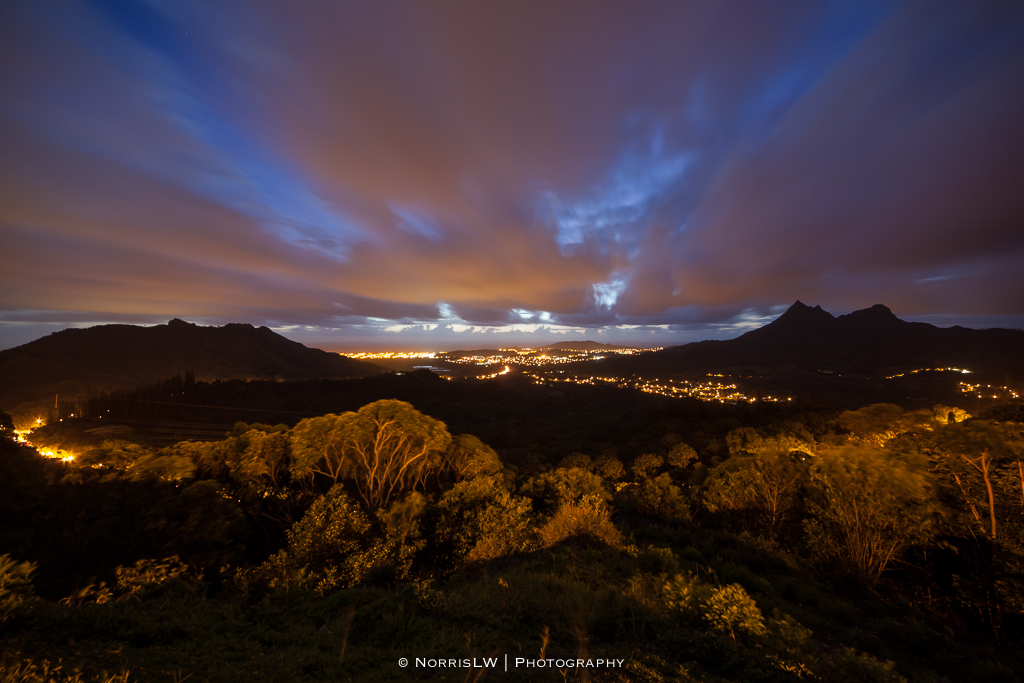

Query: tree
[
  {"left": 341, "top": 400, "right": 451, "bottom": 508},
  {"left": 703, "top": 448, "right": 807, "bottom": 541},
  {"left": 931, "top": 420, "right": 1024, "bottom": 542},
  {"left": 805, "top": 445, "right": 936, "bottom": 583},
  {"left": 293, "top": 401, "right": 451, "bottom": 508},
  {"left": 239, "top": 429, "right": 291, "bottom": 485},
  {"left": 290, "top": 414, "right": 353, "bottom": 485},
  {"left": 444, "top": 434, "right": 502, "bottom": 481},
  {"left": 666, "top": 442, "right": 698, "bottom": 469},
  {"left": 256, "top": 484, "right": 375, "bottom": 594},
  {"left": 435, "top": 475, "right": 535, "bottom": 565},
  {"left": 522, "top": 467, "right": 609, "bottom": 509},
  {"left": 839, "top": 403, "right": 937, "bottom": 447},
  {"left": 631, "top": 453, "right": 664, "bottom": 479}
]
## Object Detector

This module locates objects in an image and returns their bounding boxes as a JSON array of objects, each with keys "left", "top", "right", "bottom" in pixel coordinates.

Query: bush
[
  {"left": 662, "top": 574, "right": 766, "bottom": 641},
  {"left": 616, "top": 473, "right": 691, "bottom": 523},
  {"left": 0, "top": 554, "right": 36, "bottom": 622},
  {"left": 826, "top": 647, "right": 907, "bottom": 683},
  {"left": 115, "top": 555, "right": 199, "bottom": 600},
  {"left": 538, "top": 495, "right": 624, "bottom": 548},
  {"left": 435, "top": 475, "right": 536, "bottom": 565},
  {"left": 704, "top": 584, "right": 766, "bottom": 640},
  {"left": 522, "top": 467, "right": 609, "bottom": 509},
  {"left": 253, "top": 485, "right": 376, "bottom": 595},
  {"left": 0, "top": 658, "right": 129, "bottom": 683}
]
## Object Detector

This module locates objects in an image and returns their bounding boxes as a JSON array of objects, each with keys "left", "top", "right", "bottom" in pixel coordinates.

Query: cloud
[{"left": 1, "top": 0, "right": 1022, "bottom": 351}]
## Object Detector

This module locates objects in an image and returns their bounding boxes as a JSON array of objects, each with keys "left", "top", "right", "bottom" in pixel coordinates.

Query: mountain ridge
[
  {"left": 587, "top": 301, "right": 1024, "bottom": 385},
  {"left": 0, "top": 319, "right": 385, "bottom": 421}
]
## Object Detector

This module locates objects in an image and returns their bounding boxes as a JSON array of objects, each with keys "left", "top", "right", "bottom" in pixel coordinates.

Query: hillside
[{"left": 0, "top": 319, "right": 384, "bottom": 421}]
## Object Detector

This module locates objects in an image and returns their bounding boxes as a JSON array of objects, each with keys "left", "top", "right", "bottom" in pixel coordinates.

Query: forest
[{"left": 2, "top": 372, "right": 1024, "bottom": 682}]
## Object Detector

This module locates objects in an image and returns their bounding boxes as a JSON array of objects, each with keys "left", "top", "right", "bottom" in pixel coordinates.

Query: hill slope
[{"left": 0, "top": 319, "right": 384, "bottom": 420}]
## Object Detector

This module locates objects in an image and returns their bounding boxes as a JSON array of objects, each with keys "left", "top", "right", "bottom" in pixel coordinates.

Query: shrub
[
  {"left": 115, "top": 555, "right": 199, "bottom": 600},
  {"left": 558, "top": 452, "right": 592, "bottom": 470},
  {"left": 632, "top": 453, "right": 665, "bottom": 479},
  {"left": 592, "top": 454, "right": 625, "bottom": 480},
  {"left": 0, "top": 554, "right": 36, "bottom": 622},
  {"left": 704, "top": 584, "right": 766, "bottom": 640},
  {"left": 662, "top": 572, "right": 711, "bottom": 615},
  {"left": 538, "top": 495, "right": 624, "bottom": 548},
  {"left": 662, "top": 574, "right": 766, "bottom": 641},
  {"left": 826, "top": 647, "right": 907, "bottom": 683},
  {"left": 255, "top": 484, "right": 376, "bottom": 595},
  {"left": 522, "top": 467, "right": 609, "bottom": 509},
  {"left": 435, "top": 475, "right": 536, "bottom": 565},
  {"left": 616, "top": 473, "right": 691, "bottom": 523}
]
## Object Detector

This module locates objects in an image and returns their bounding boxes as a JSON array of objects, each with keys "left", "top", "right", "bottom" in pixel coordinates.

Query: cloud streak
[{"left": 2, "top": 0, "right": 1023, "bottom": 350}]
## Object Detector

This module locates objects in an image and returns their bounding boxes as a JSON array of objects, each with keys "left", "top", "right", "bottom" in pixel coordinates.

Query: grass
[{"left": 2, "top": 531, "right": 1020, "bottom": 682}]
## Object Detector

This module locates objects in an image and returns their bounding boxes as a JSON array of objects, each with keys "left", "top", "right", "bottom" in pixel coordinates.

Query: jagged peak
[{"left": 775, "top": 301, "right": 835, "bottom": 323}]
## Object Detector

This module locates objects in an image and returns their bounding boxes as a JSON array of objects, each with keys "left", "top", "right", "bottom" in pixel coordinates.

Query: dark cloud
[{"left": 1, "top": 0, "right": 1022, "bottom": 350}]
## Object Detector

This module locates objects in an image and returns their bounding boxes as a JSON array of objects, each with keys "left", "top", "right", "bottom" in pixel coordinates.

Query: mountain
[
  {"left": 663, "top": 301, "right": 1024, "bottom": 375},
  {"left": 0, "top": 319, "right": 384, "bottom": 420},
  {"left": 582, "top": 302, "right": 1024, "bottom": 399}
]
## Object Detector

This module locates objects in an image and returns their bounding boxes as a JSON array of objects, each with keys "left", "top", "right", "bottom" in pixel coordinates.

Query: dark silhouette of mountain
[
  {"left": 0, "top": 319, "right": 384, "bottom": 420},
  {"left": 585, "top": 301, "right": 1024, "bottom": 389}
]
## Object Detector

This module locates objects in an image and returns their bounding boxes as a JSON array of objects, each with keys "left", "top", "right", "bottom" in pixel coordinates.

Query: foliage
[
  {"left": 292, "top": 400, "right": 451, "bottom": 507},
  {"left": 929, "top": 419, "right": 1024, "bottom": 542},
  {"left": 289, "top": 414, "right": 354, "bottom": 484},
  {"left": 434, "top": 475, "right": 535, "bottom": 565},
  {"left": 592, "top": 453, "right": 625, "bottom": 480},
  {"left": 666, "top": 441, "right": 698, "bottom": 468},
  {"left": 838, "top": 403, "right": 939, "bottom": 447},
  {"left": 538, "top": 495, "right": 624, "bottom": 548},
  {"left": 0, "top": 554, "right": 36, "bottom": 622},
  {"left": 631, "top": 453, "right": 665, "bottom": 479},
  {"left": 662, "top": 574, "right": 765, "bottom": 640},
  {"left": 704, "top": 583, "right": 767, "bottom": 640},
  {"left": 114, "top": 556, "right": 199, "bottom": 600},
  {"left": 557, "top": 451, "right": 592, "bottom": 470},
  {"left": 616, "top": 473, "right": 690, "bottom": 523},
  {"left": 703, "top": 447, "right": 807, "bottom": 539},
  {"left": 6, "top": 393, "right": 1024, "bottom": 680},
  {"left": 0, "top": 658, "right": 129, "bottom": 683},
  {"left": 254, "top": 484, "right": 376, "bottom": 595},
  {"left": 444, "top": 434, "right": 502, "bottom": 481},
  {"left": 805, "top": 445, "right": 936, "bottom": 583},
  {"left": 827, "top": 647, "right": 907, "bottom": 683},
  {"left": 522, "top": 466, "right": 609, "bottom": 509}
]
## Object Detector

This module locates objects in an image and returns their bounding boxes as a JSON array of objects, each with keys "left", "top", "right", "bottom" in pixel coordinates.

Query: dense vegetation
[{"left": 2, "top": 375, "right": 1024, "bottom": 682}]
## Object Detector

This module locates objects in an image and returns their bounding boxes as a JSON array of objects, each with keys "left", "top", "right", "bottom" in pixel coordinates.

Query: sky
[{"left": 2, "top": 0, "right": 1023, "bottom": 352}]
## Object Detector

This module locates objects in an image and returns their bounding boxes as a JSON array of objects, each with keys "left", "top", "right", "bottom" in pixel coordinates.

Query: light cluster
[
  {"left": 439, "top": 346, "right": 659, "bottom": 367},
  {"left": 959, "top": 381, "right": 1020, "bottom": 400},
  {"left": 344, "top": 351, "right": 437, "bottom": 360},
  {"left": 38, "top": 447, "right": 75, "bottom": 462},
  {"left": 886, "top": 367, "right": 972, "bottom": 379},
  {"left": 525, "top": 371, "right": 790, "bottom": 404}
]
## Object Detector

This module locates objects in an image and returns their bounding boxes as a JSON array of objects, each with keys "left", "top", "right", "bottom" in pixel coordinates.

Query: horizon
[
  {"left": 4, "top": 300, "right": 1023, "bottom": 355},
  {"left": 2, "top": 2, "right": 1023, "bottom": 348}
]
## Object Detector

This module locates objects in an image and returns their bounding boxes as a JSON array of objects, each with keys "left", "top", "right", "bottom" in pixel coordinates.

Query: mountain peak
[
  {"left": 775, "top": 301, "right": 835, "bottom": 325},
  {"left": 838, "top": 304, "right": 903, "bottom": 330}
]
